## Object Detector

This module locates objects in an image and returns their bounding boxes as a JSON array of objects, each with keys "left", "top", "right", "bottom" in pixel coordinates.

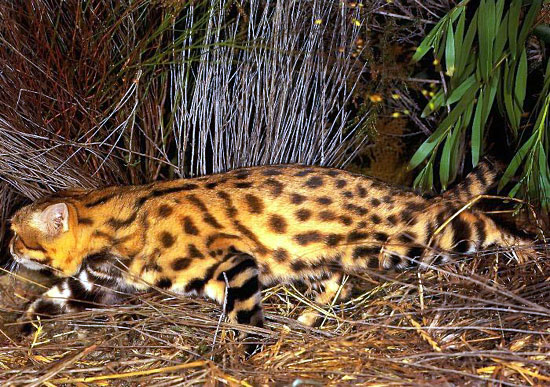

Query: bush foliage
[{"left": 410, "top": 0, "right": 550, "bottom": 212}]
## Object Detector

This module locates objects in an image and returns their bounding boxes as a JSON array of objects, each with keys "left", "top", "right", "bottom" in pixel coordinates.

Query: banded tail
[{"left": 441, "top": 158, "right": 503, "bottom": 203}]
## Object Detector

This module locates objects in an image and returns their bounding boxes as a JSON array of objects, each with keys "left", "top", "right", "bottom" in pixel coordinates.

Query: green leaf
[
  {"left": 537, "top": 145, "right": 550, "bottom": 210},
  {"left": 515, "top": 47, "right": 528, "bottom": 114},
  {"left": 482, "top": 67, "right": 499, "bottom": 126},
  {"left": 493, "top": 12, "right": 508, "bottom": 63},
  {"left": 457, "top": 9, "right": 478, "bottom": 73},
  {"left": 421, "top": 89, "right": 445, "bottom": 117},
  {"left": 446, "top": 75, "right": 477, "bottom": 105},
  {"left": 498, "top": 132, "right": 537, "bottom": 191},
  {"left": 440, "top": 126, "right": 455, "bottom": 189},
  {"left": 445, "top": 23, "right": 456, "bottom": 77},
  {"left": 472, "top": 89, "right": 484, "bottom": 165},
  {"left": 508, "top": 0, "right": 521, "bottom": 59},
  {"left": 409, "top": 127, "right": 447, "bottom": 170},
  {"left": 412, "top": 15, "right": 448, "bottom": 62},
  {"left": 518, "top": 0, "right": 542, "bottom": 49},
  {"left": 454, "top": 10, "right": 465, "bottom": 57},
  {"left": 478, "top": 0, "right": 495, "bottom": 82},
  {"left": 414, "top": 161, "right": 435, "bottom": 192},
  {"left": 503, "top": 62, "right": 519, "bottom": 134},
  {"left": 411, "top": 85, "right": 478, "bottom": 169}
]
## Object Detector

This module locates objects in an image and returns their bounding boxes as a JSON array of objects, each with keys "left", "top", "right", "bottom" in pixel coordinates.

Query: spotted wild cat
[{"left": 9, "top": 160, "right": 531, "bottom": 351}]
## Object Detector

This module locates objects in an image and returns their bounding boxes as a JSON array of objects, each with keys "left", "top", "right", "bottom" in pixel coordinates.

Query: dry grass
[{"left": 1, "top": 244, "right": 550, "bottom": 385}]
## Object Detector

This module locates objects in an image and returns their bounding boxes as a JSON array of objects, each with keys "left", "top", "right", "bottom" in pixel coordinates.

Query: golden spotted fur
[{"left": 9, "top": 161, "right": 530, "bottom": 351}]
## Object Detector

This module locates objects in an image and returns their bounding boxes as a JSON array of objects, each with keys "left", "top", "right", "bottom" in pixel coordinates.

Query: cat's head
[{"left": 10, "top": 201, "right": 80, "bottom": 276}]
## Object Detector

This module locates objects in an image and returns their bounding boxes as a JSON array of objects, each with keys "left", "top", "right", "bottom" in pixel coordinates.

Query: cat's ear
[{"left": 39, "top": 203, "right": 69, "bottom": 236}]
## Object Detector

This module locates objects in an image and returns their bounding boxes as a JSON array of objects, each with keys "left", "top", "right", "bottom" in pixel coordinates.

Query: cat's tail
[{"left": 440, "top": 158, "right": 503, "bottom": 203}]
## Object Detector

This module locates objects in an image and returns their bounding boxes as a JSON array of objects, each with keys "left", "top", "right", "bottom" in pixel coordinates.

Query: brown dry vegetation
[
  {"left": 2, "top": 246, "right": 550, "bottom": 385},
  {"left": 1, "top": 0, "right": 550, "bottom": 385}
]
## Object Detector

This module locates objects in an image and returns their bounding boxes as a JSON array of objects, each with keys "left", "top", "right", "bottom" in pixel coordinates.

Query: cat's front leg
[{"left": 19, "top": 268, "right": 122, "bottom": 333}]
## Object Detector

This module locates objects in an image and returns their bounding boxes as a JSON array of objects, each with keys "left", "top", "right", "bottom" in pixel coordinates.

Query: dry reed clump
[{"left": 1, "top": 244, "right": 550, "bottom": 385}]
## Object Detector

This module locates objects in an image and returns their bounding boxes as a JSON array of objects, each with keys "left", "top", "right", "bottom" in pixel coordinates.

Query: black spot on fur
[
  {"left": 370, "top": 214, "right": 382, "bottom": 224},
  {"left": 85, "top": 193, "right": 118, "bottom": 208},
  {"left": 185, "top": 279, "right": 205, "bottom": 293},
  {"left": 172, "top": 258, "right": 192, "bottom": 271},
  {"left": 391, "top": 254, "right": 401, "bottom": 266},
  {"left": 335, "top": 179, "right": 347, "bottom": 188},
  {"left": 205, "top": 182, "right": 218, "bottom": 189},
  {"left": 226, "top": 277, "right": 260, "bottom": 313},
  {"left": 474, "top": 219, "right": 486, "bottom": 247},
  {"left": 370, "top": 198, "right": 381, "bottom": 207},
  {"left": 185, "top": 261, "right": 223, "bottom": 293},
  {"left": 235, "top": 182, "right": 253, "bottom": 189},
  {"left": 382, "top": 195, "right": 393, "bottom": 204},
  {"left": 158, "top": 204, "right": 173, "bottom": 218},
  {"left": 291, "top": 260, "right": 308, "bottom": 271},
  {"left": 234, "top": 171, "right": 251, "bottom": 180},
  {"left": 325, "top": 170, "right": 340, "bottom": 177},
  {"left": 156, "top": 278, "right": 172, "bottom": 289},
  {"left": 339, "top": 215, "right": 353, "bottom": 226},
  {"left": 348, "top": 231, "right": 368, "bottom": 242},
  {"left": 217, "top": 191, "right": 238, "bottom": 218},
  {"left": 203, "top": 213, "right": 224, "bottom": 229},
  {"left": 160, "top": 232, "right": 175, "bottom": 248},
  {"left": 78, "top": 217, "right": 93, "bottom": 225},
  {"left": 205, "top": 232, "right": 240, "bottom": 248},
  {"left": 107, "top": 212, "right": 137, "bottom": 229},
  {"left": 407, "top": 246, "right": 424, "bottom": 259},
  {"left": 236, "top": 304, "right": 263, "bottom": 325},
  {"left": 274, "top": 248, "right": 289, "bottom": 262},
  {"left": 475, "top": 166, "right": 488, "bottom": 186},
  {"left": 188, "top": 244, "right": 204, "bottom": 258},
  {"left": 398, "top": 232, "right": 417, "bottom": 243},
  {"left": 268, "top": 214, "right": 287, "bottom": 233},
  {"left": 326, "top": 233, "right": 345, "bottom": 247},
  {"left": 368, "top": 257, "right": 379, "bottom": 268},
  {"left": 387, "top": 214, "right": 398, "bottom": 226},
  {"left": 264, "top": 178, "right": 284, "bottom": 197},
  {"left": 317, "top": 196, "right": 333, "bottom": 205},
  {"left": 33, "top": 299, "right": 63, "bottom": 316},
  {"left": 217, "top": 258, "right": 257, "bottom": 282},
  {"left": 401, "top": 210, "right": 415, "bottom": 225},
  {"left": 353, "top": 246, "right": 380, "bottom": 259},
  {"left": 357, "top": 185, "right": 367, "bottom": 198},
  {"left": 305, "top": 176, "right": 324, "bottom": 188},
  {"left": 295, "top": 231, "right": 322, "bottom": 245},
  {"left": 319, "top": 210, "right": 336, "bottom": 221},
  {"left": 342, "top": 191, "right": 354, "bottom": 198},
  {"left": 452, "top": 216, "right": 472, "bottom": 253},
  {"left": 182, "top": 217, "right": 199, "bottom": 235},
  {"left": 295, "top": 169, "right": 314, "bottom": 177},
  {"left": 146, "top": 185, "right": 198, "bottom": 204},
  {"left": 345, "top": 204, "right": 367, "bottom": 216},
  {"left": 374, "top": 232, "right": 388, "bottom": 242},
  {"left": 187, "top": 195, "right": 208, "bottom": 212},
  {"left": 262, "top": 168, "right": 283, "bottom": 176},
  {"left": 290, "top": 193, "right": 306, "bottom": 204},
  {"left": 296, "top": 209, "right": 312, "bottom": 221},
  {"left": 245, "top": 194, "right": 264, "bottom": 214}
]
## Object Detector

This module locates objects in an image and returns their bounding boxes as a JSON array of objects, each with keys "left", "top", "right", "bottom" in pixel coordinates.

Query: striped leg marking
[
  {"left": 205, "top": 253, "right": 264, "bottom": 355},
  {"left": 19, "top": 267, "right": 123, "bottom": 333}
]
